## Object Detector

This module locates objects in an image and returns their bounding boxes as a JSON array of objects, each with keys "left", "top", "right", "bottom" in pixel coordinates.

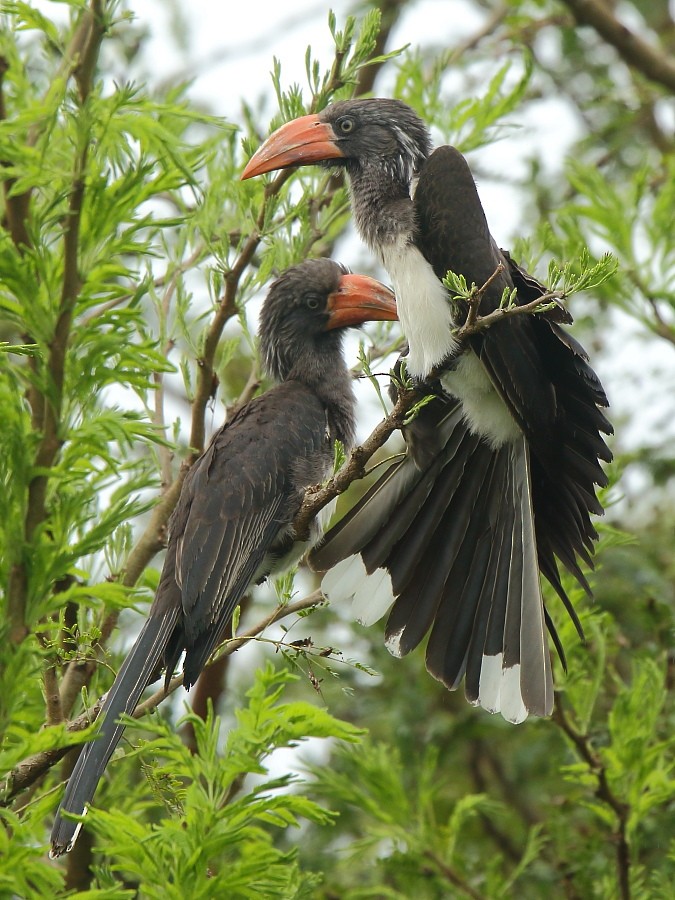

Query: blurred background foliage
[{"left": 0, "top": 0, "right": 673, "bottom": 897}]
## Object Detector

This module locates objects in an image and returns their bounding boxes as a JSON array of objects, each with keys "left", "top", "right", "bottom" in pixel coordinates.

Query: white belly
[
  {"left": 380, "top": 238, "right": 457, "bottom": 378},
  {"left": 441, "top": 355, "right": 521, "bottom": 447},
  {"left": 380, "top": 236, "right": 520, "bottom": 447}
]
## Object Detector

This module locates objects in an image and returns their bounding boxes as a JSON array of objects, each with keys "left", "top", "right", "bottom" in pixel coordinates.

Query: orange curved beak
[
  {"left": 326, "top": 274, "right": 397, "bottom": 330},
  {"left": 241, "top": 114, "right": 344, "bottom": 179}
]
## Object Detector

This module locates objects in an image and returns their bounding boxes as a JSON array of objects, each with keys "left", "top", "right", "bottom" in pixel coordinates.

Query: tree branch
[
  {"left": 8, "top": 0, "right": 106, "bottom": 646},
  {"left": 354, "top": 0, "right": 409, "bottom": 96},
  {"left": 291, "top": 384, "right": 421, "bottom": 542},
  {"left": 559, "top": 0, "right": 675, "bottom": 94},
  {"left": 460, "top": 263, "right": 507, "bottom": 332},
  {"left": 59, "top": 610, "right": 119, "bottom": 716},
  {"left": 450, "top": 264, "right": 567, "bottom": 341},
  {"left": 552, "top": 694, "right": 631, "bottom": 900},
  {"left": 2, "top": 591, "right": 323, "bottom": 804},
  {"left": 136, "top": 590, "right": 324, "bottom": 716},
  {"left": 0, "top": 56, "right": 32, "bottom": 252},
  {"left": 423, "top": 850, "right": 487, "bottom": 900},
  {"left": 457, "top": 288, "right": 566, "bottom": 339}
]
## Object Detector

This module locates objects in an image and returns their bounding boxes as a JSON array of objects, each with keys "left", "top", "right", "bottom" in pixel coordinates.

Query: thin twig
[
  {"left": 462, "top": 263, "right": 506, "bottom": 331},
  {"left": 59, "top": 610, "right": 120, "bottom": 716},
  {"left": 645, "top": 297, "right": 675, "bottom": 347},
  {"left": 451, "top": 263, "right": 567, "bottom": 341},
  {"left": 135, "top": 590, "right": 324, "bottom": 715},
  {"left": 552, "top": 694, "right": 631, "bottom": 900},
  {"left": 2, "top": 591, "right": 324, "bottom": 804},
  {"left": 450, "top": 3, "right": 510, "bottom": 59},
  {"left": 457, "top": 289, "right": 565, "bottom": 339},
  {"left": 291, "top": 385, "right": 422, "bottom": 541},
  {"left": 423, "top": 850, "right": 487, "bottom": 900}
]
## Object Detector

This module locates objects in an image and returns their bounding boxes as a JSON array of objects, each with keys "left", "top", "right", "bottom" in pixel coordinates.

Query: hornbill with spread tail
[
  {"left": 242, "top": 98, "right": 613, "bottom": 724},
  {"left": 50, "top": 258, "right": 397, "bottom": 856}
]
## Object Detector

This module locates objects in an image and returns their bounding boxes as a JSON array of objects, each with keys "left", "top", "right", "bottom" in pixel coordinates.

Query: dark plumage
[
  {"left": 242, "top": 98, "right": 613, "bottom": 723},
  {"left": 50, "top": 258, "right": 397, "bottom": 856}
]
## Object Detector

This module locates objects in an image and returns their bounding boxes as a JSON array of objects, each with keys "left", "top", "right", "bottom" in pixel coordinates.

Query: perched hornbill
[
  {"left": 50, "top": 258, "right": 397, "bottom": 856},
  {"left": 242, "top": 98, "right": 613, "bottom": 723}
]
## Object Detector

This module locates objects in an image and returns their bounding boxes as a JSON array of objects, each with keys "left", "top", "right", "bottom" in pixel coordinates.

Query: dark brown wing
[{"left": 165, "top": 380, "right": 331, "bottom": 687}]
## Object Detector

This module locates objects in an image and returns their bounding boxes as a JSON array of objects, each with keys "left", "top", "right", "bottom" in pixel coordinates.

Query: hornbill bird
[
  {"left": 241, "top": 98, "right": 613, "bottom": 723},
  {"left": 50, "top": 258, "right": 397, "bottom": 856}
]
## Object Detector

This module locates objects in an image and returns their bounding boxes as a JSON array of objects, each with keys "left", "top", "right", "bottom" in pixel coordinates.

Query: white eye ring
[{"left": 339, "top": 117, "right": 354, "bottom": 134}]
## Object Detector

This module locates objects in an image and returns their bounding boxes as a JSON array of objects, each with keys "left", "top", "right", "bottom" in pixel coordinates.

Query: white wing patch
[
  {"left": 321, "top": 554, "right": 395, "bottom": 627},
  {"left": 384, "top": 626, "right": 405, "bottom": 658},
  {"left": 352, "top": 566, "right": 396, "bottom": 626},
  {"left": 476, "top": 654, "right": 528, "bottom": 724}
]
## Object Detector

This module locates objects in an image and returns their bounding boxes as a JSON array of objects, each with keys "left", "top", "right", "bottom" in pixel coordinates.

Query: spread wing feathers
[
  {"left": 415, "top": 143, "right": 612, "bottom": 623},
  {"left": 50, "top": 564, "right": 181, "bottom": 856},
  {"left": 466, "top": 315, "right": 612, "bottom": 630},
  {"left": 525, "top": 318, "right": 613, "bottom": 632},
  {"left": 314, "top": 403, "right": 552, "bottom": 722},
  {"left": 309, "top": 399, "right": 465, "bottom": 573},
  {"left": 167, "top": 381, "right": 330, "bottom": 689}
]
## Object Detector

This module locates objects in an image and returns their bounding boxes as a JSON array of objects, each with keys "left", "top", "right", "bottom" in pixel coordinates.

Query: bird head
[
  {"left": 241, "top": 99, "right": 432, "bottom": 186},
  {"left": 259, "top": 257, "right": 397, "bottom": 383}
]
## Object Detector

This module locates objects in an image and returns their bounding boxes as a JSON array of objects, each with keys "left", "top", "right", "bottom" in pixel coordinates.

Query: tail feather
[
  {"left": 310, "top": 454, "right": 416, "bottom": 571},
  {"left": 386, "top": 439, "right": 495, "bottom": 655},
  {"left": 464, "top": 466, "right": 516, "bottom": 701},
  {"left": 363, "top": 450, "right": 454, "bottom": 579},
  {"left": 50, "top": 603, "right": 179, "bottom": 857},
  {"left": 309, "top": 402, "right": 466, "bottom": 574},
  {"left": 383, "top": 429, "right": 483, "bottom": 596},
  {"left": 512, "top": 447, "right": 553, "bottom": 716},
  {"left": 425, "top": 528, "right": 494, "bottom": 687},
  {"left": 318, "top": 416, "right": 557, "bottom": 722},
  {"left": 314, "top": 315, "right": 610, "bottom": 723},
  {"left": 538, "top": 549, "right": 585, "bottom": 640}
]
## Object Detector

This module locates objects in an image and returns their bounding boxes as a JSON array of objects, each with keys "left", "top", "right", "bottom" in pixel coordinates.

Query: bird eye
[
  {"left": 338, "top": 117, "right": 355, "bottom": 134},
  {"left": 306, "top": 295, "right": 320, "bottom": 310}
]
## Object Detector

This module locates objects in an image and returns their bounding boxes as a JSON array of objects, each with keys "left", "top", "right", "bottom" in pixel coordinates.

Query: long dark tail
[
  {"left": 50, "top": 600, "right": 179, "bottom": 857},
  {"left": 309, "top": 400, "right": 554, "bottom": 723}
]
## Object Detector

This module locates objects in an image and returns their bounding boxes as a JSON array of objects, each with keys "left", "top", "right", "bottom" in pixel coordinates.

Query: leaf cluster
[
  {"left": 75, "top": 665, "right": 360, "bottom": 899},
  {"left": 1, "top": 2, "right": 674, "bottom": 898}
]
